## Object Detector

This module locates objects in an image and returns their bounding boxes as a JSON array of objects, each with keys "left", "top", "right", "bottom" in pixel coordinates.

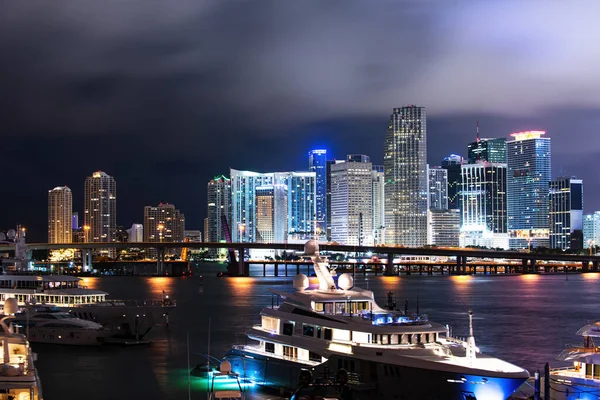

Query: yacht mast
[{"left": 466, "top": 309, "right": 477, "bottom": 366}]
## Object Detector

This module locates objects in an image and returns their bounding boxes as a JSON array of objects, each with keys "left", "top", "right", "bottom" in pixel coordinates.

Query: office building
[
  {"left": 84, "top": 171, "right": 116, "bottom": 243},
  {"left": 331, "top": 155, "right": 373, "bottom": 246},
  {"left": 468, "top": 138, "right": 507, "bottom": 164},
  {"left": 428, "top": 209, "right": 461, "bottom": 247},
  {"left": 127, "top": 224, "right": 143, "bottom": 243},
  {"left": 278, "top": 172, "right": 316, "bottom": 240},
  {"left": 326, "top": 159, "right": 336, "bottom": 241},
  {"left": 460, "top": 163, "right": 508, "bottom": 249},
  {"left": 372, "top": 165, "right": 385, "bottom": 244},
  {"left": 143, "top": 203, "right": 185, "bottom": 242},
  {"left": 441, "top": 154, "right": 463, "bottom": 212},
  {"left": 207, "top": 175, "right": 232, "bottom": 244},
  {"left": 255, "top": 185, "right": 288, "bottom": 243},
  {"left": 309, "top": 149, "right": 327, "bottom": 237},
  {"left": 583, "top": 213, "right": 600, "bottom": 249},
  {"left": 549, "top": 177, "right": 583, "bottom": 250},
  {"left": 428, "top": 166, "right": 448, "bottom": 210},
  {"left": 507, "top": 131, "right": 551, "bottom": 249},
  {"left": 185, "top": 230, "right": 202, "bottom": 242},
  {"left": 72, "top": 212, "right": 79, "bottom": 230},
  {"left": 384, "top": 106, "right": 428, "bottom": 246},
  {"left": 48, "top": 186, "right": 73, "bottom": 244}
]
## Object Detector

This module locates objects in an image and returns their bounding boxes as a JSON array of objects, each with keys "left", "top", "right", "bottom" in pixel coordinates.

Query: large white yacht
[
  {"left": 224, "top": 240, "right": 529, "bottom": 399},
  {"left": 548, "top": 321, "right": 600, "bottom": 399},
  {"left": 0, "top": 299, "right": 43, "bottom": 399}
]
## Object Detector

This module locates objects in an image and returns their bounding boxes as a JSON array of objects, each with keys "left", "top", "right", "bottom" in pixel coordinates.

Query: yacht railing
[{"left": 232, "top": 344, "right": 321, "bottom": 366}]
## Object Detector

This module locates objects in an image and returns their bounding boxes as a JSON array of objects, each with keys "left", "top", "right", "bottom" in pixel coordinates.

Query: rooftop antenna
[{"left": 476, "top": 121, "right": 480, "bottom": 142}]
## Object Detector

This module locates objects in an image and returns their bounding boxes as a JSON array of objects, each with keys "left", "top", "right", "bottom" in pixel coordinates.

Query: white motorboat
[{"left": 224, "top": 240, "right": 529, "bottom": 399}]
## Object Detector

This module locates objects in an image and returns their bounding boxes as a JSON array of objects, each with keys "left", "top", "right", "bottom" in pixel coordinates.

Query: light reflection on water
[{"left": 34, "top": 265, "right": 600, "bottom": 400}]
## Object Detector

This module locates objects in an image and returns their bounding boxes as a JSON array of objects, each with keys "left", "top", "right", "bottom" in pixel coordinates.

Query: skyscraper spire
[{"left": 476, "top": 120, "right": 480, "bottom": 142}]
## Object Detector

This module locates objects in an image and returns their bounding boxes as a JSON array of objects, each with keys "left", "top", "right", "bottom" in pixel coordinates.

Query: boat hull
[{"left": 224, "top": 348, "right": 527, "bottom": 399}]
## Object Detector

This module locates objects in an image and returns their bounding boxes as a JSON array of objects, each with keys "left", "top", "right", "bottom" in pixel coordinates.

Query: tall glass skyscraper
[
  {"left": 207, "top": 175, "right": 231, "bottom": 246},
  {"left": 441, "top": 154, "right": 463, "bottom": 211},
  {"left": 549, "top": 177, "right": 583, "bottom": 250},
  {"left": 275, "top": 172, "right": 315, "bottom": 239},
  {"left": 468, "top": 138, "right": 507, "bottom": 164},
  {"left": 384, "top": 106, "right": 428, "bottom": 246},
  {"left": 48, "top": 186, "right": 73, "bottom": 244},
  {"left": 308, "top": 149, "right": 327, "bottom": 238},
  {"left": 428, "top": 166, "right": 448, "bottom": 210},
  {"left": 84, "top": 171, "right": 116, "bottom": 243},
  {"left": 507, "top": 131, "right": 551, "bottom": 249},
  {"left": 372, "top": 165, "right": 385, "bottom": 244}
]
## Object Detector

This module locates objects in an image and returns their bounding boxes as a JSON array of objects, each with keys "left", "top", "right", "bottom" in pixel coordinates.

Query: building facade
[
  {"left": 84, "top": 171, "right": 116, "bottom": 243},
  {"left": 276, "top": 172, "right": 315, "bottom": 240},
  {"left": 583, "top": 212, "right": 600, "bottom": 249},
  {"left": 549, "top": 177, "right": 583, "bottom": 250},
  {"left": 428, "top": 209, "right": 461, "bottom": 247},
  {"left": 127, "top": 224, "right": 143, "bottom": 243},
  {"left": 143, "top": 203, "right": 185, "bottom": 243},
  {"left": 428, "top": 166, "right": 448, "bottom": 210},
  {"left": 384, "top": 106, "right": 428, "bottom": 246},
  {"left": 441, "top": 154, "right": 463, "bottom": 212},
  {"left": 468, "top": 138, "right": 507, "bottom": 164},
  {"left": 460, "top": 163, "right": 508, "bottom": 249},
  {"left": 372, "top": 165, "right": 385, "bottom": 244},
  {"left": 48, "top": 186, "right": 73, "bottom": 244},
  {"left": 255, "top": 185, "right": 288, "bottom": 243},
  {"left": 507, "top": 131, "right": 551, "bottom": 249},
  {"left": 331, "top": 155, "right": 373, "bottom": 246},
  {"left": 309, "top": 149, "right": 327, "bottom": 237},
  {"left": 207, "top": 175, "right": 232, "bottom": 244}
]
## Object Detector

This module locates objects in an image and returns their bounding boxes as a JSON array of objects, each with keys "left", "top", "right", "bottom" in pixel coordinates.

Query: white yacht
[
  {"left": 11, "top": 310, "right": 109, "bottom": 346},
  {"left": 548, "top": 321, "right": 600, "bottom": 399},
  {"left": 224, "top": 240, "right": 529, "bottom": 399},
  {"left": 0, "top": 299, "right": 43, "bottom": 399}
]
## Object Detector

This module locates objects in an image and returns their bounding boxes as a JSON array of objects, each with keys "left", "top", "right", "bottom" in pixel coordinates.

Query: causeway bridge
[{"left": 1, "top": 241, "right": 599, "bottom": 277}]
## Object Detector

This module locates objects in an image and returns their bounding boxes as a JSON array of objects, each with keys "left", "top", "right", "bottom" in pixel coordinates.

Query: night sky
[{"left": 2, "top": 1, "right": 600, "bottom": 242}]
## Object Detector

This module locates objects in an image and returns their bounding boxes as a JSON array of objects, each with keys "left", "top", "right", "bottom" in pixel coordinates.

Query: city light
[{"left": 510, "top": 131, "right": 546, "bottom": 141}]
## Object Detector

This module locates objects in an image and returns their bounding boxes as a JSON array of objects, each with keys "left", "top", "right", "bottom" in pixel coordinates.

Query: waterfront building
[
  {"left": 460, "top": 163, "right": 508, "bottom": 249},
  {"left": 372, "top": 165, "right": 385, "bottom": 244},
  {"left": 428, "top": 166, "right": 448, "bottom": 211},
  {"left": 72, "top": 212, "right": 79, "bottom": 230},
  {"left": 384, "top": 106, "right": 428, "bottom": 246},
  {"left": 84, "top": 171, "right": 116, "bottom": 243},
  {"left": 549, "top": 177, "right": 583, "bottom": 250},
  {"left": 468, "top": 138, "right": 507, "bottom": 164},
  {"left": 231, "top": 169, "right": 273, "bottom": 242},
  {"left": 72, "top": 228, "right": 85, "bottom": 243},
  {"left": 326, "top": 159, "right": 336, "bottom": 241},
  {"left": 583, "top": 212, "right": 600, "bottom": 249},
  {"left": 507, "top": 131, "right": 551, "bottom": 249},
  {"left": 309, "top": 149, "right": 327, "bottom": 237},
  {"left": 207, "top": 175, "right": 232, "bottom": 245},
  {"left": 184, "top": 230, "right": 202, "bottom": 242},
  {"left": 143, "top": 203, "right": 185, "bottom": 242},
  {"left": 127, "top": 223, "right": 143, "bottom": 243},
  {"left": 428, "top": 209, "right": 461, "bottom": 247},
  {"left": 276, "top": 172, "right": 316, "bottom": 240},
  {"left": 255, "top": 185, "right": 288, "bottom": 243},
  {"left": 441, "top": 154, "right": 464, "bottom": 213},
  {"left": 331, "top": 155, "right": 373, "bottom": 246},
  {"left": 48, "top": 186, "right": 73, "bottom": 244},
  {"left": 204, "top": 218, "right": 209, "bottom": 243},
  {"left": 113, "top": 226, "right": 129, "bottom": 243}
]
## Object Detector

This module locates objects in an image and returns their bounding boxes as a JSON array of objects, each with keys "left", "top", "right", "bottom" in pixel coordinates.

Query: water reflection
[{"left": 147, "top": 276, "right": 176, "bottom": 297}]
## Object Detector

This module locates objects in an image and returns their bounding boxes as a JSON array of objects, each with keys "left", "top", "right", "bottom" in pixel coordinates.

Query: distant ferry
[{"left": 224, "top": 240, "right": 529, "bottom": 399}]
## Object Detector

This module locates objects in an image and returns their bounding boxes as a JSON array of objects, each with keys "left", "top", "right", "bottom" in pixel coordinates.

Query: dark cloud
[{"left": 1, "top": 0, "right": 600, "bottom": 240}]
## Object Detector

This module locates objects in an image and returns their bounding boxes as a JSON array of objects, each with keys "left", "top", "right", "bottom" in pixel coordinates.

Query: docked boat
[
  {"left": 549, "top": 321, "right": 600, "bottom": 399},
  {"left": 0, "top": 274, "right": 174, "bottom": 340},
  {"left": 224, "top": 240, "right": 529, "bottom": 399},
  {"left": 11, "top": 309, "right": 109, "bottom": 346},
  {"left": 0, "top": 299, "right": 43, "bottom": 399}
]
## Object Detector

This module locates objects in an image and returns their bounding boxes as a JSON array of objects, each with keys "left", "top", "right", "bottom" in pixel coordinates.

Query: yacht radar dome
[
  {"left": 304, "top": 240, "right": 319, "bottom": 256},
  {"left": 293, "top": 274, "right": 309, "bottom": 291},
  {"left": 6, "top": 229, "right": 15, "bottom": 240},
  {"left": 337, "top": 273, "right": 354, "bottom": 290},
  {"left": 4, "top": 298, "right": 18, "bottom": 315}
]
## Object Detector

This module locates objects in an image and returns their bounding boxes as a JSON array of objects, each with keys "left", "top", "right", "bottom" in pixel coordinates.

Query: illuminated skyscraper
[
  {"left": 331, "top": 155, "right": 373, "bottom": 246},
  {"left": 468, "top": 138, "right": 507, "bottom": 164},
  {"left": 428, "top": 209, "right": 460, "bottom": 247},
  {"left": 583, "top": 212, "right": 600, "bottom": 249},
  {"left": 309, "top": 149, "right": 327, "bottom": 237},
  {"left": 549, "top": 177, "right": 583, "bottom": 250},
  {"left": 507, "top": 131, "right": 551, "bottom": 249},
  {"left": 127, "top": 224, "right": 143, "bottom": 243},
  {"left": 372, "top": 165, "right": 385, "bottom": 244},
  {"left": 48, "top": 186, "right": 73, "bottom": 244},
  {"left": 207, "top": 175, "right": 231, "bottom": 244},
  {"left": 384, "top": 106, "right": 428, "bottom": 246},
  {"left": 441, "top": 154, "right": 463, "bottom": 212},
  {"left": 143, "top": 203, "right": 185, "bottom": 242},
  {"left": 428, "top": 166, "right": 448, "bottom": 211},
  {"left": 255, "top": 185, "right": 288, "bottom": 243},
  {"left": 84, "top": 171, "right": 116, "bottom": 243}
]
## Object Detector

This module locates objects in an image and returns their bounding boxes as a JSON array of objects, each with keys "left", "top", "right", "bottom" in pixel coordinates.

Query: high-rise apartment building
[
  {"left": 468, "top": 138, "right": 507, "bottom": 164},
  {"left": 428, "top": 166, "right": 448, "bottom": 210},
  {"left": 207, "top": 175, "right": 232, "bottom": 244},
  {"left": 143, "top": 203, "right": 185, "bottom": 242},
  {"left": 428, "top": 209, "right": 461, "bottom": 247},
  {"left": 84, "top": 171, "right": 116, "bottom": 243},
  {"left": 72, "top": 212, "right": 79, "bottom": 230},
  {"left": 127, "top": 223, "right": 143, "bottom": 243},
  {"left": 460, "top": 163, "right": 508, "bottom": 249},
  {"left": 331, "top": 155, "right": 373, "bottom": 246},
  {"left": 281, "top": 172, "right": 316, "bottom": 239},
  {"left": 549, "top": 177, "right": 583, "bottom": 250},
  {"left": 309, "top": 149, "right": 327, "bottom": 237},
  {"left": 326, "top": 160, "right": 336, "bottom": 241},
  {"left": 441, "top": 154, "right": 463, "bottom": 212},
  {"left": 48, "top": 186, "right": 73, "bottom": 244},
  {"left": 372, "top": 165, "right": 385, "bottom": 244},
  {"left": 384, "top": 106, "right": 428, "bottom": 246},
  {"left": 255, "top": 185, "right": 288, "bottom": 243},
  {"left": 583, "top": 212, "right": 600, "bottom": 249},
  {"left": 507, "top": 131, "right": 551, "bottom": 249}
]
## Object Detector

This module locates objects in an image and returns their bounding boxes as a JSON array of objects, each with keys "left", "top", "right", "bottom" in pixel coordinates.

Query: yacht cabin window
[
  {"left": 282, "top": 322, "right": 294, "bottom": 336},
  {"left": 302, "top": 324, "right": 314, "bottom": 337},
  {"left": 265, "top": 342, "right": 275, "bottom": 354},
  {"left": 316, "top": 327, "right": 322, "bottom": 339},
  {"left": 324, "top": 328, "right": 332, "bottom": 341}
]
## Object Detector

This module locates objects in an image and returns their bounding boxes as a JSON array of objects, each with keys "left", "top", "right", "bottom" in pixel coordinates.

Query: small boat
[{"left": 208, "top": 360, "right": 246, "bottom": 399}]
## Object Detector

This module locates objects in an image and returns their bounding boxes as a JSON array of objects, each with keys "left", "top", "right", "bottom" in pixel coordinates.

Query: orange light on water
[
  {"left": 582, "top": 273, "right": 600, "bottom": 281},
  {"left": 520, "top": 274, "right": 540, "bottom": 282},
  {"left": 148, "top": 276, "right": 175, "bottom": 297},
  {"left": 229, "top": 277, "right": 254, "bottom": 296}
]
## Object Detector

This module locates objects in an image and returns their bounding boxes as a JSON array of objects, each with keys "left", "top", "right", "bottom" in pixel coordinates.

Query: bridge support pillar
[
  {"left": 238, "top": 248, "right": 246, "bottom": 276},
  {"left": 384, "top": 253, "right": 394, "bottom": 276},
  {"left": 582, "top": 260, "right": 590, "bottom": 273},
  {"left": 593, "top": 261, "right": 599, "bottom": 272},
  {"left": 274, "top": 263, "right": 279, "bottom": 277},
  {"left": 81, "top": 248, "right": 93, "bottom": 272},
  {"left": 462, "top": 256, "right": 468, "bottom": 274},
  {"left": 156, "top": 248, "right": 165, "bottom": 275},
  {"left": 530, "top": 259, "right": 537, "bottom": 273}
]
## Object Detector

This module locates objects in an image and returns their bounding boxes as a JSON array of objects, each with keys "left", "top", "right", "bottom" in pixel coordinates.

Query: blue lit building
[
  {"left": 309, "top": 149, "right": 327, "bottom": 238},
  {"left": 507, "top": 131, "right": 551, "bottom": 249}
]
